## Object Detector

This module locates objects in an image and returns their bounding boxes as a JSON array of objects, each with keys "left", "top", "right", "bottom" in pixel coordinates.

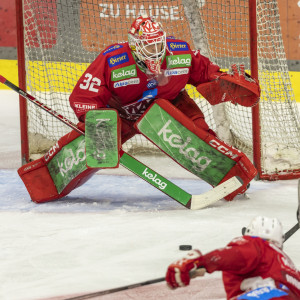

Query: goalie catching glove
[
  {"left": 165, "top": 249, "right": 205, "bottom": 289},
  {"left": 197, "top": 64, "right": 260, "bottom": 107}
]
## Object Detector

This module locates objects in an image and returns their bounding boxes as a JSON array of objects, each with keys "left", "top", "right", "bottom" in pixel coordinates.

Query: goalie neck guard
[
  {"left": 128, "top": 15, "right": 166, "bottom": 75},
  {"left": 244, "top": 216, "right": 284, "bottom": 249}
]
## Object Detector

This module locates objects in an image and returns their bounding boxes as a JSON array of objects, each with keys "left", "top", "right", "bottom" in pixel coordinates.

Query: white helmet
[
  {"left": 128, "top": 15, "right": 166, "bottom": 75},
  {"left": 244, "top": 216, "right": 284, "bottom": 248}
]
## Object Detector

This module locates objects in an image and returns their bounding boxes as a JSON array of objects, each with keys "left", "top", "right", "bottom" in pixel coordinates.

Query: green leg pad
[{"left": 135, "top": 102, "right": 236, "bottom": 186}]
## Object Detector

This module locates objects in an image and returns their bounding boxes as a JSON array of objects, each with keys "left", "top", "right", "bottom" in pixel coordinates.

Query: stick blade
[{"left": 190, "top": 176, "right": 243, "bottom": 210}]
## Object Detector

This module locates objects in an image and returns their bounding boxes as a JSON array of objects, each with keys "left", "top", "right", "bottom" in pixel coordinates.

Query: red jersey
[
  {"left": 69, "top": 37, "right": 221, "bottom": 121},
  {"left": 199, "top": 236, "right": 300, "bottom": 299}
]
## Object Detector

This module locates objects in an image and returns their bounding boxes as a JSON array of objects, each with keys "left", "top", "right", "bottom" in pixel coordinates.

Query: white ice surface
[{"left": 0, "top": 91, "right": 299, "bottom": 300}]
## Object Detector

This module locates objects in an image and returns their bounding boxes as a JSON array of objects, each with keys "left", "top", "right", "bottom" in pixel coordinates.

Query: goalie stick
[{"left": 0, "top": 74, "right": 242, "bottom": 209}]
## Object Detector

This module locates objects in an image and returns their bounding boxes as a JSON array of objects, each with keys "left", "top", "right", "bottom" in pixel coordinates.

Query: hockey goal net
[{"left": 16, "top": 0, "right": 300, "bottom": 180}]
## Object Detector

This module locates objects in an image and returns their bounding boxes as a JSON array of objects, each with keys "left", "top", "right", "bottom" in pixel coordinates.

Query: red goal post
[{"left": 15, "top": 0, "right": 300, "bottom": 180}]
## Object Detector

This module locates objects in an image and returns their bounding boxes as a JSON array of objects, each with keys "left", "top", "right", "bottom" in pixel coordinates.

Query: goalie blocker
[{"left": 134, "top": 99, "right": 257, "bottom": 200}]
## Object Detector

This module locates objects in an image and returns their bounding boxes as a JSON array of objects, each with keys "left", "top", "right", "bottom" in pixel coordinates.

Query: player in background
[
  {"left": 18, "top": 14, "right": 260, "bottom": 203},
  {"left": 166, "top": 216, "right": 300, "bottom": 300}
]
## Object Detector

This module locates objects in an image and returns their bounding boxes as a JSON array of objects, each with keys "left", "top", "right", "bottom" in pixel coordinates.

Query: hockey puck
[{"left": 179, "top": 245, "right": 192, "bottom": 251}]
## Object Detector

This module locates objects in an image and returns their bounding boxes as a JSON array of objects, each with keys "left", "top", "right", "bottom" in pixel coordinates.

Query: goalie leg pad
[
  {"left": 219, "top": 152, "right": 257, "bottom": 201},
  {"left": 135, "top": 99, "right": 257, "bottom": 199},
  {"left": 18, "top": 128, "right": 99, "bottom": 203}
]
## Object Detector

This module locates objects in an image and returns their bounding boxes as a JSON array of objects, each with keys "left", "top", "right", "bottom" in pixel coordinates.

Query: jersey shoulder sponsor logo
[
  {"left": 108, "top": 52, "right": 129, "bottom": 68},
  {"left": 167, "top": 54, "right": 192, "bottom": 69},
  {"left": 167, "top": 41, "right": 189, "bottom": 51},
  {"left": 111, "top": 64, "right": 137, "bottom": 81},
  {"left": 114, "top": 78, "right": 140, "bottom": 88},
  {"left": 103, "top": 44, "right": 123, "bottom": 55},
  {"left": 164, "top": 68, "right": 189, "bottom": 76}
]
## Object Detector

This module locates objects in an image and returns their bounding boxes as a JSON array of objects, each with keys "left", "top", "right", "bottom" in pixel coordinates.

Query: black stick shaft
[
  {"left": 285, "top": 179, "right": 300, "bottom": 241},
  {"left": 284, "top": 223, "right": 299, "bottom": 242},
  {"left": 0, "top": 75, "right": 84, "bottom": 136},
  {"left": 243, "top": 179, "right": 300, "bottom": 242},
  {"left": 64, "top": 277, "right": 165, "bottom": 300}
]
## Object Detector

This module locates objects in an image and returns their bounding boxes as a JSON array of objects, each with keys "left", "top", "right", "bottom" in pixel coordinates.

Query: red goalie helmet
[{"left": 128, "top": 14, "right": 166, "bottom": 74}]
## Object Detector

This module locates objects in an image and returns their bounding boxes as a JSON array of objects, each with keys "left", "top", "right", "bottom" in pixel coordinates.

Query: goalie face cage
[{"left": 16, "top": 0, "right": 300, "bottom": 180}]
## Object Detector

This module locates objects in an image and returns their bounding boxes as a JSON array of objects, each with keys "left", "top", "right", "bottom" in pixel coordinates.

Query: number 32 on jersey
[{"left": 79, "top": 73, "right": 101, "bottom": 92}]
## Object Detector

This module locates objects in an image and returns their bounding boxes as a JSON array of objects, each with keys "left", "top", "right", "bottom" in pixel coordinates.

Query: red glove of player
[
  {"left": 165, "top": 249, "right": 204, "bottom": 289},
  {"left": 197, "top": 64, "right": 260, "bottom": 107}
]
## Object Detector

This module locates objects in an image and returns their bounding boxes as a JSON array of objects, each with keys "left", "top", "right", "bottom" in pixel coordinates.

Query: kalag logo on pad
[
  {"left": 158, "top": 119, "right": 212, "bottom": 172},
  {"left": 167, "top": 42, "right": 188, "bottom": 51},
  {"left": 108, "top": 53, "right": 129, "bottom": 67},
  {"left": 103, "top": 44, "right": 123, "bottom": 55},
  {"left": 57, "top": 139, "right": 86, "bottom": 178}
]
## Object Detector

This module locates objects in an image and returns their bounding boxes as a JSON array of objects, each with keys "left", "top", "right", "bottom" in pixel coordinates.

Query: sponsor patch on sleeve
[
  {"left": 103, "top": 44, "right": 123, "bottom": 55},
  {"left": 74, "top": 102, "right": 97, "bottom": 113},
  {"left": 108, "top": 53, "right": 129, "bottom": 68}
]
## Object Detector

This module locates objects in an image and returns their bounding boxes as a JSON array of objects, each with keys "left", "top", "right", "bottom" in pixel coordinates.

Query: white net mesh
[{"left": 21, "top": 0, "right": 300, "bottom": 178}]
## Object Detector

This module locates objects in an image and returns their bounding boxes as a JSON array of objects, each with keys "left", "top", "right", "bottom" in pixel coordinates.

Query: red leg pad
[
  {"left": 170, "top": 93, "right": 256, "bottom": 200},
  {"left": 18, "top": 126, "right": 100, "bottom": 203},
  {"left": 221, "top": 152, "right": 257, "bottom": 201},
  {"left": 136, "top": 98, "right": 257, "bottom": 201}
]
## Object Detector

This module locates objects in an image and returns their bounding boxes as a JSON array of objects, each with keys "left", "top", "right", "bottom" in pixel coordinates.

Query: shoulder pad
[{"left": 102, "top": 43, "right": 126, "bottom": 56}]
